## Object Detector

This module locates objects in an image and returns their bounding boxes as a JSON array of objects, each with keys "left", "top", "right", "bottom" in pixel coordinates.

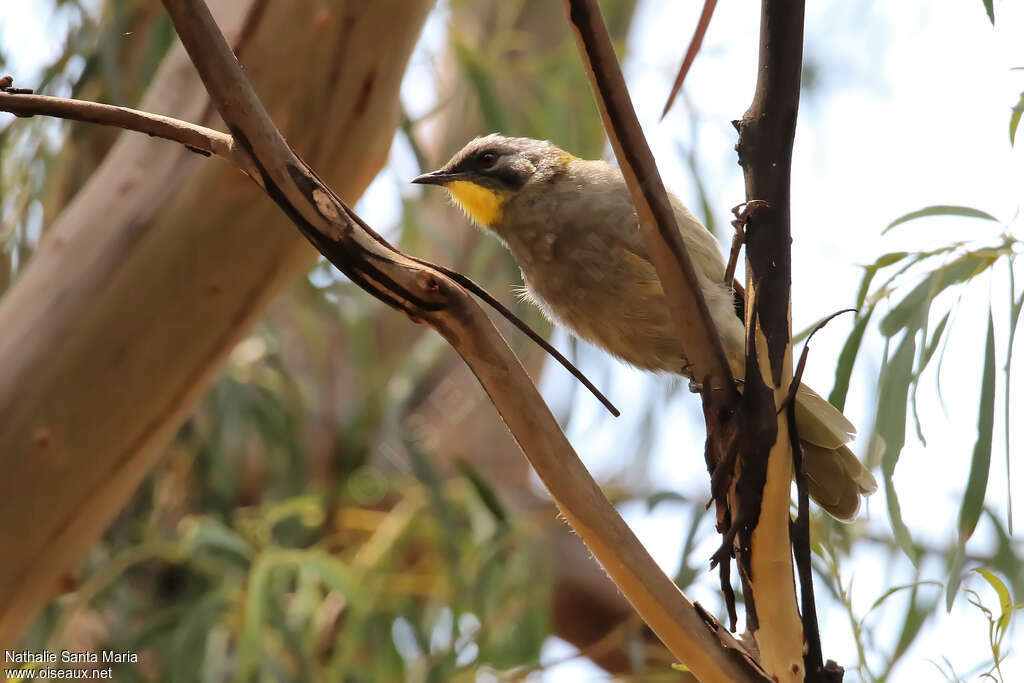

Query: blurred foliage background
[{"left": 1, "top": 0, "right": 1022, "bottom": 681}]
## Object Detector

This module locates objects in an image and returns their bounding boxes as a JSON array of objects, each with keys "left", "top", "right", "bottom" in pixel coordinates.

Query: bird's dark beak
[{"left": 411, "top": 169, "right": 457, "bottom": 186}]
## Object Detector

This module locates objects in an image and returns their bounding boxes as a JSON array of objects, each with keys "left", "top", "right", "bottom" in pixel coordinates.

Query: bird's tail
[{"left": 794, "top": 384, "right": 877, "bottom": 521}]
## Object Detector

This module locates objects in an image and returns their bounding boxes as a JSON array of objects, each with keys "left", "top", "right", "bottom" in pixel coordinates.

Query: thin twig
[
  {"left": 0, "top": 92, "right": 256, "bottom": 178},
  {"left": 785, "top": 308, "right": 854, "bottom": 682},
  {"left": 660, "top": 0, "right": 718, "bottom": 119}
]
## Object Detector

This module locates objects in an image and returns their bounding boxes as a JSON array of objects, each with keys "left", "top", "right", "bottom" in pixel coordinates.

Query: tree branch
[
  {"left": 733, "top": 1, "right": 811, "bottom": 681},
  {"left": 0, "top": 91, "right": 258, "bottom": 179}
]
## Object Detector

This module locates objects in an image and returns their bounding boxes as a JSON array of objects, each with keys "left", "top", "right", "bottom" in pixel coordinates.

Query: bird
[{"left": 412, "top": 134, "right": 877, "bottom": 520}]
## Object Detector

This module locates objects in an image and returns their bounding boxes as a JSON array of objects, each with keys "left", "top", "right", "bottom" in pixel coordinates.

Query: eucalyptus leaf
[
  {"left": 946, "top": 542, "right": 966, "bottom": 612},
  {"left": 888, "top": 582, "right": 933, "bottom": 668},
  {"left": 874, "top": 332, "right": 918, "bottom": 561},
  {"left": 919, "top": 310, "right": 951, "bottom": 371},
  {"left": 179, "top": 516, "right": 252, "bottom": 563},
  {"left": 876, "top": 332, "right": 917, "bottom": 473},
  {"left": 456, "top": 457, "right": 509, "bottom": 527},
  {"left": 981, "top": 0, "right": 994, "bottom": 24},
  {"left": 867, "top": 580, "right": 943, "bottom": 615},
  {"left": 880, "top": 254, "right": 995, "bottom": 337},
  {"left": 856, "top": 251, "right": 910, "bottom": 309},
  {"left": 240, "top": 554, "right": 274, "bottom": 678},
  {"left": 883, "top": 205, "right": 999, "bottom": 235},
  {"left": 973, "top": 568, "right": 1013, "bottom": 632},
  {"left": 957, "top": 308, "right": 996, "bottom": 543},
  {"left": 829, "top": 306, "right": 874, "bottom": 411},
  {"left": 1005, "top": 277, "right": 1023, "bottom": 534},
  {"left": 886, "top": 478, "right": 917, "bottom": 564},
  {"left": 1011, "top": 91, "right": 1024, "bottom": 145}
]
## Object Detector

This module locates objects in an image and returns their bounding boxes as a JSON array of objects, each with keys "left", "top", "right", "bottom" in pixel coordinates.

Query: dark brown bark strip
[
  {"left": 732, "top": 1, "right": 808, "bottom": 678},
  {"left": 733, "top": 1, "right": 805, "bottom": 386},
  {"left": 787, "top": 310, "right": 854, "bottom": 682}
]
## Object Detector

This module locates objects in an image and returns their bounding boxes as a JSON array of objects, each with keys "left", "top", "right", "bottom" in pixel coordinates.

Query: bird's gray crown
[{"left": 437, "top": 134, "right": 561, "bottom": 191}]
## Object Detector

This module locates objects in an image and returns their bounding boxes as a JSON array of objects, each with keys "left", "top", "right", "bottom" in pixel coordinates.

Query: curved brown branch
[{"left": 0, "top": 92, "right": 257, "bottom": 179}]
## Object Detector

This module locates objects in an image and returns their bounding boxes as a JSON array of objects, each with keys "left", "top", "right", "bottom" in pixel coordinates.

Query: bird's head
[{"left": 412, "top": 134, "right": 571, "bottom": 229}]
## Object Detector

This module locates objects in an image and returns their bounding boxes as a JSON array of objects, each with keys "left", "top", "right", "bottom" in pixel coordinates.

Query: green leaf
[
  {"left": 946, "top": 542, "right": 967, "bottom": 612},
  {"left": 168, "top": 592, "right": 230, "bottom": 683},
  {"left": 302, "top": 551, "right": 360, "bottom": 597},
  {"left": 876, "top": 332, "right": 917, "bottom": 473},
  {"left": 958, "top": 308, "right": 997, "bottom": 543},
  {"left": 880, "top": 255, "right": 994, "bottom": 336},
  {"left": 886, "top": 478, "right": 917, "bottom": 564},
  {"left": 179, "top": 516, "right": 252, "bottom": 562},
  {"left": 889, "top": 583, "right": 934, "bottom": 668},
  {"left": 867, "top": 580, "right": 943, "bottom": 614},
  {"left": 240, "top": 553, "right": 274, "bottom": 677},
  {"left": 908, "top": 309, "right": 954, "bottom": 444},
  {"left": 919, "top": 310, "right": 951, "bottom": 370},
  {"left": 973, "top": 568, "right": 1013, "bottom": 632},
  {"left": 1005, "top": 274, "right": 1023, "bottom": 534},
  {"left": 874, "top": 332, "right": 918, "bottom": 561},
  {"left": 1010, "top": 91, "right": 1024, "bottom": 146},
  {"left": 454, "top": 41, "right": 508, "bottom": 132},
  {"left": 455, "top": 457, "right": 509, "bottom": 527},
  {"left": 647, "top": 490, "right": 689, "bottom": 511},
  {"left": 981, "top": 0, "right": 995, "bottom": 24},
  {"left": 883, "top": 205, "right": 999, "bottom": 235},
  {"left": 829, "top": 306, "right": 875, "bottom": 411},
  {"left": 856, "top": 252, "right": 910, "bottom": 309}
]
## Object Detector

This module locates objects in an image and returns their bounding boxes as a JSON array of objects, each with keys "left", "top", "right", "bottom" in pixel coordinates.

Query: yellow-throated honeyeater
[{"left": 413, "top": 134, "right": 876, "bottom": 520}]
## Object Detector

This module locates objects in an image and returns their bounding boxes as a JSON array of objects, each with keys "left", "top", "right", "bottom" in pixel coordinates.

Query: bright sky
[{"left": 2, "top": 1, "right": 1023, "bottom": 681}]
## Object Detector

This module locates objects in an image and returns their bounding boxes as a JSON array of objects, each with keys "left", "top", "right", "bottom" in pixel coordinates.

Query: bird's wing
[{"left": 794, "top": 383, "right": 856, "bottom": 448}]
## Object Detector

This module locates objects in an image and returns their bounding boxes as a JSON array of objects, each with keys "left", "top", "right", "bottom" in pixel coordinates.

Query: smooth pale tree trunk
[{"left": 0, "top": 0, "right": 431, "bottom": 647}]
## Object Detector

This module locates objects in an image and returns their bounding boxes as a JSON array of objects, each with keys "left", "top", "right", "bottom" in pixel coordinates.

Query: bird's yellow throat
[{"left": 446, "top": 181, "right": 505, "bottom": 229}]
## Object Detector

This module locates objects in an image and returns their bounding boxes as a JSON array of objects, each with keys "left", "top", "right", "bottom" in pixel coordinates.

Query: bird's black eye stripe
[{"left": 478, "top": 150, "right": 498, "bottom": 167}]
